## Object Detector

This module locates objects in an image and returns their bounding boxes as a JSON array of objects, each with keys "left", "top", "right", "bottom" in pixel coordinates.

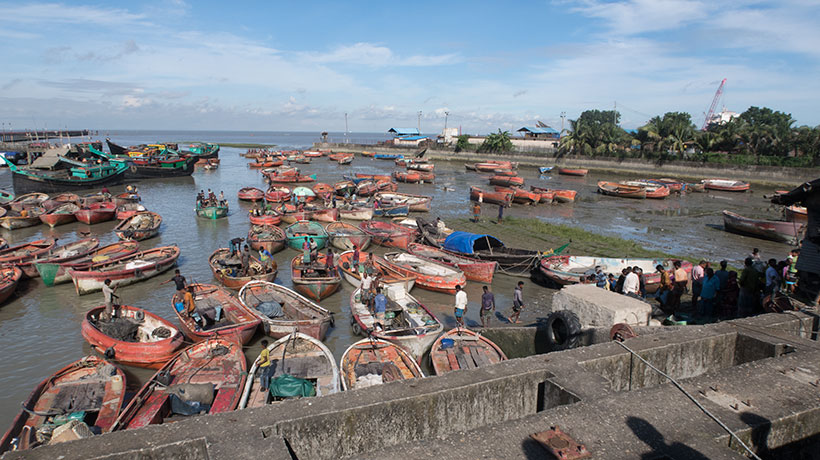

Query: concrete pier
[{"left": 5, "top": 313, "right": 819, "bottom": 460}]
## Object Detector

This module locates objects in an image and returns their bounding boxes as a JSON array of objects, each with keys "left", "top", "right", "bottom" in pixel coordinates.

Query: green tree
[
  {"left": 455, "top": 134, "right": 471, "bottom": 152},
  {"left": 567, "top": 110, "right": 630, "bottom": 156},
  {"left": 636, "top": 112, "right": 696, "bottom": 155},
  {"left": 479, "top": 129, "right": 513, "bottom": 153}
]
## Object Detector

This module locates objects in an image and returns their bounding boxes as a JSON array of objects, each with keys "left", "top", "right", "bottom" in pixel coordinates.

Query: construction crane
[{"left": 701, "top": 78, "right": 726, "bottom": 130}]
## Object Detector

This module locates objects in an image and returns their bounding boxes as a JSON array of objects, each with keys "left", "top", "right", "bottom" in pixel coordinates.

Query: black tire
[
  {"left": 544, "top": 310, "right": 581, "bottom": 351},
  {"left": 351, "top": 322, "right": 362, "bottom": 336},
  {"left": 104, "top": 346, "right": 116, "bottom": 359}
]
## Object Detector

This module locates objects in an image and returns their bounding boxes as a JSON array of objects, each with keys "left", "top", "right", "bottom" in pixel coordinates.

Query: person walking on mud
[
  {"left": 497, "top": 203, "right": 504, "bottom": 223},
  {"left": 507, "top": 281, "right": 525, "bottom": 323},
  {"left": 472, "top": 201, "right": 481, "bottom": 223},
  {"left": 454, "top": 285, "right": 467, "bottom": 327},
  {"left": 480, "top": 285, "right": 495, "bottom": 328}
]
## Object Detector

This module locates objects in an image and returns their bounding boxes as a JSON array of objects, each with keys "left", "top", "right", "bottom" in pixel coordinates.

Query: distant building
[
  {"left": 387, "top": 128, "right": 420, "bottom": 137},
  {"left": 707, "top": 108, "right": 739, "bottom": 126},
  {"left": 517, "top": 126, "right": 560, "bottom": 140},
  {"left": 438, "top": 127, "right": 459, "bottom": 144},
  {"left": 393, "top": 135, "right": 427, "bottom": 147}
]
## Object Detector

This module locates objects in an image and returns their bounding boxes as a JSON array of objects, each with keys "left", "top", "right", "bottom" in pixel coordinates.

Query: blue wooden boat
[
  {"left": 374, "top": 203, "right": 410, "bottom": 217},
  {"left": 539, "top": 166, "right": 554, "bottom": 174},
  {"left": 374, "top": 153, "right": 404, "bottom": 160}
]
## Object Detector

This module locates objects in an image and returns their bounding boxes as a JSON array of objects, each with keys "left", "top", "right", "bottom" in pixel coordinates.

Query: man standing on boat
[
  {"left": 373, "top": 287, "right": 387, "bottom": 329},
  {"left": 480, "top": 286, "right": 495, "bottom": 328},
  {"left": 454, "top": 284, "right": 467, "bottom": 327},
  {"left": 161, "top": 269, "right": 187, "bottom": 299},
  {"left": 241, "top": 245, "right": 251, "bottom": 276},
  {"left": 101, "top": 279, "right": 118, "bottom": 320},
  {"left": 258, "top": 340, "right": 272, "bottom": 393}
]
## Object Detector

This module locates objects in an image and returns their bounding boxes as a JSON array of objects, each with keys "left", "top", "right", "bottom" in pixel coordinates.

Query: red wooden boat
[
  {"left": 0, "top": 266, "right": 23, "bottom": 305},
  {"left": 493, "top": 169, "right": 517, "bottom": 176},
  {"left": 264, "top": 186, "right": 291, "bottom": 203},
  {"left": 268, "top": 174, "right": 315, "bottom": 183},
  {"left": 290, "top": 254, "right": 341, "bottom": 300},
  {"left": 469, "top": 186, "right": 512, "bottom": 206},
  {"left": 327, "top": 221, "right": 371, "bottom": 251},
  {"left": 407, "top": 163, "right": 435, "bottom": 172},
  {"left": 41, "top": 192, "right": 79, "bottom": 211},
  {"left": 475, "top": 161, "right": 515, "bottom": 172},
  {"left": 328, "top": 152, "right": 351, "bottom": 161},
  {"left": 0, "top": 207, "right": 46, "bottom": 230},
  {"left": 552, "top": 189, "right": 577, "bottom": 203},
  {"left": 493, "top": 186, "right": 539, "bottom": 205},
  {"left": 312, "top": 182, "right": 334, "bottom": 198},
  {"left": 0, "top": 238, "right": 56, "bottom": 266},
  {"left": 303, "top": 150, "right": 324, "bottom": 157},
  {"left": 18, "top": 237, "right": 100, "bottom": 278},
  {"left": 248, "top": 209, "right": 282, "bottom": 226},
  {"left": 417, "top": 171, "right": 436, "bottom": 183},
  {"left": 262, "top": 166, "right": 299, "bottom": 179},
  {"left": 115, "top": 203, "right": 147, "bottom": 220},
  {"left": 172, "top": 283, "right": 260, "bottom": 344},
  {"left": 334, "top": 180, "right": 357, "bottom": 196},
  {"left": 356, "top": 181, "right": 379, "bottom": 196},
  {"left": 619, "top": 181, "right": 671, "bottom": 199},
  {"left": 702, "top": 179, "right": 751, "bottom": 192},
  {"left": 237, "top": 187, "right": 265, "bottom": 201},
  {"left": 722, "top": 210, "right": 805, "bottom": 244},
  {"left": 407, "top": 243, "right": 497, "bottom": 283},
  {"left": 393, "top": 171, "right": 421, "bottom": 183},
  {"left": 340, "top": 338, "right": 424, "bottom": 390},
  {"left": 35, "top": 241, "right": 140, "bottom": 286},
  {"left": 653, "top": 178, "right": 684, "bottom": 192},
  {"left": 360, "top": 221, "right": 417, "bottom": 249},
  {"left": 337, "top": 250, "right": 416, "bottom": 292},
  {"left": 113, "top": 192, "right": 140, "bottom": 207},
  {"left": 489, "top": 175, "right": 524, "bottom": 187},
  {"left": 430, "top": 328, "right": 507, "bottom": 375},
  {"left": 383, "top": 252, "right": 466, "bottom": 294},
  {"left": 113, "top": 212, "right": 162, "bottom": 241},
  {"left": 70, "top": 246, "right": 180, "bottom": 295},
  {"left": 238, "top": 280, "right": 333, "bottom": 340},
  {"left": 9, "top": 192, "right": 49, "bottom": 211},
  {"left": 278, "top": 206, "right": 339, "bottom": 224},
  {"left": 598, "top": 181, "right": 646, "bottom": 199},
  {"left": 376, "top": 179, "right": 398, "bottom": 192},
  {"left": 81, "top": 305, "right": 185, "bottom": 369},
  {"left": 248, "top": 224, "right": 287, "bottom": 253},
  {"left": 0, "top": 356, "right": 125, "bottom": 453},
  {"left": 558, "top": 168, "right": 588, "bottom": 176},
  {"left": 111, "top": 339, "right": 246, "bottom": 431},
  {"left": 529, "top": 186, "right": 555, "bottom": 203},
  {"left": 356, "top": 173, "right": 391, "bottom": 181},
  {"left": 38, "top": 202, "right": 80, "bottom": 227},
  {"left": 75, "top": 201, "right": 116, "bottom": 224},
  {"left": 208, "top": 248, "right": 277, "bottom": 290}
]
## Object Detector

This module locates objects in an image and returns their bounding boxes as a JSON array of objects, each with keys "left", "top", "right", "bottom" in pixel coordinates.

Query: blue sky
[{"left": 1, "top": 0, "right": 819, "bottom": 134}]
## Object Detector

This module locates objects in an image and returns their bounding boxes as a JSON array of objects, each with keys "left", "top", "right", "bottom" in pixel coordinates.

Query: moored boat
[
  {"left": 338, "top": 204, "right": 374, "bottom": 221},
  {"left": 337, "top": 250, "right": 415, "bottom": 291},
  {"left": 238, "top": 280, "right": 333, "bottom": 340},
  {"left": 110, "top": 339, "right": 245, "bottom": 432},
  {"left": 0, "top": 207, "right": 45, "bottom": 230},
  {"left": 488, "top": 175, "right": 524, "bottom": 187},
  {"left": 469, "top": 186, "right": 512, "bottom": 206},
  {"left": 248, "top": 208, "right": 282, "bottom": 226},
  {"left": 70, "top": 245, "right": 180, "bottom": 295},
  {"left": 115, "top": 203, "right": 147, "bottom": 220},
  {"left": 81, "top": 305, "right": 185, "bottom": 369},
  {"left": 620, "top": 181, "right": 670, "bottom": 199},
  {"left": 0, "top": 266, "right": 23, "bottom": 305},
  {"left": 290, "top": 253, "right": 342, "bottom": 300},
  {"left": 112, "top": 192, "right": 140, "bottom": 206},
  {"left": 41, "top": 192, "right": 79, "bottom": 210},
  {"left": 113, "top": 212, "right": 162, "bottom": 241},
  {"left": 171, "top": 283, "right": 260, "bottom": 343},
  {"left": 373, "top": 202, "right": 409, "bottom": 217},
  {"left": 248, "top": 224, "right": 287, "bottom": 253},
  {"left": 9, "top": 192, "right": 49, "bottom": 211},
  {"left": 334, "top": 180, "right": 357, "bottom": 197},
  {"left": 340, "top": 338, "right": 425, "bottom": 390},
  {"left": 538, "top": 255, "right": 693, "bottom": 291},
  {"left": 374, "top": 192, "right": 432, "bottom": 212},
  {"left": 35, "top": 241, "right": 140, "bottom": 286},
  {"left": 785, "top": 205, "right": 808, "bottom": 223},
  {"left": 359, "top": 220, "right": 417, "bottom": 249},
  {"left": 430, "top": 327, "right": 507, "bottom": 375},
  {"left": 443, "top": 231, "right": 550, "bottom": 277},
  {"left": 38, "top": 202, "right": 79, "bottom": 227},
  {"left": 702, "top": 179, "right": 750, "bottom": 192},
  {"left": 407, "top": 243, "right": 497, "bottom": 283},
  {"left": 493, "top": 186, "right": 539, "bottom": 205},
  {"left": 722, "top": 210, "right": 805, "bottom": 244},
  {"left": 326, "top": 221, "right": 371, "bottom": 251},
  {"left": 238, "top": 186, "right": 265, "bottom": 202},
  {"left": 597, "top": 181, "right": 646, "bottom": 199},
  {"left": 18, "top": 238, "right": 99, "bottom": 278},
  {"left": 1, "top": 156, "right": 128, "bottom": 194},
  {"left": 208, "top": 248, "right": 277, "bottom": 290},
  {"left": 529, "top": 186, "right": 555, "bottom": 203},
  {"left": 264, "top": 186, "right": 292, "bottom": 203},
  {"left": 552, "top": 189, "right": 578, "bottom": 203},
  {"left": 392, "top": 171, "right": 421, "bottom": 183},
  {"left": 557, "top": 168, "right": 588, "bottom": 176},
  {"left": 75, "top": 201, "right": 116, "bottom": 224},
  {"left": 383, "top": 252, "right": 466, "bottom": 294},
  {"left": 539, "top": 166, "right": 554, "bottom": 174},
  {"left": 285, "top": 220, "right": 329, "bottom": 250},
  {"left": 0, "top": 238, "right": 56, "bottom": 266}
]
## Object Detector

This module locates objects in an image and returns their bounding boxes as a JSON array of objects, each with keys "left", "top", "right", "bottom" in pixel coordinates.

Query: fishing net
[
  {"left": 257, "top": 301, "right": 284, "bottom": 318},
  {"left": 151, "top": 327, "right": 172, "bottom": 339},
  {"left": 97, "top": 317, "right": 139, "bottom": 342}
]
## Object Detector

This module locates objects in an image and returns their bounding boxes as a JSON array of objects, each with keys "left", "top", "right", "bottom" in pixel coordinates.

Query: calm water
[{"left": 0, "top": 130, "right": 791, "bottom": 428}]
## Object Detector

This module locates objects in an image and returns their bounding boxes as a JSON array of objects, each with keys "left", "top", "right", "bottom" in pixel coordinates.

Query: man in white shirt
[
  {"left": 623, "top": 269, "right": 641, "bottom": 299},
  {"left": 454, "top": 285, "right": 467, "bottom": 327}
]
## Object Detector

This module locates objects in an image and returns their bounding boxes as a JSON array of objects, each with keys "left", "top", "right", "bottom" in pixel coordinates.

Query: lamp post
[
  {"left": 560, "top": 112, "right": 566, "bottom": 133},
  {"left": 444, "top": 111, "right": 450, "bottom": 143},
  {"left": 417, "top": 111, "right": 422, "bottom": 134},
  {"left": 344, "top": 112, "right": 349, "bottom": 144}
]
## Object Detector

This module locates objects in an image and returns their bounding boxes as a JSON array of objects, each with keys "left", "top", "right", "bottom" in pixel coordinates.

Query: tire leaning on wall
[{"left": 544, "top": 310, "right": 582, "bottom": 351}]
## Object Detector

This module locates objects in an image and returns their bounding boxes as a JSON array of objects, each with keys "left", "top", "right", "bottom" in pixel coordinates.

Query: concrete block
[{"left": 551, "top": 284, "right": 651, "bottom": 328}]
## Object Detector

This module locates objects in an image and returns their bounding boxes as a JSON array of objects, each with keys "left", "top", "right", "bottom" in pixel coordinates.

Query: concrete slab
[{"left": 552, "top": 284, "right": 652, "bottom": 328}]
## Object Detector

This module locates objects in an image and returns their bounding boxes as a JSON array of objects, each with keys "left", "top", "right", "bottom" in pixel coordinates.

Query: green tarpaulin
[{"left": 269, "top": 374, "right": 315, "bottom": 398}]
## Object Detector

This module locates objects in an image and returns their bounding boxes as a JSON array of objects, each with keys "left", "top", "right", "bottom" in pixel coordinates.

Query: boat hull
[
  {"left": 239, "top": 281, "right": 333, "bottom": 341},
  {"left": 172, "top": 283, "right": 260, "bottom": 344},
  {"left": 430, "top": 328, "right": 507, "bottom": 375},
  {"left": 70, "top": 246, "right": 180, "bottom": 295},
  {"left": 722, "top": 210, "right": 804, "bottom": 244}
]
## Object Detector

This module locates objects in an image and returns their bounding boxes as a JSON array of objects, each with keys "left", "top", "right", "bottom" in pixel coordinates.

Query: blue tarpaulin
[{"left": 442, "top": 231, "right": 504, "bottom": 255}]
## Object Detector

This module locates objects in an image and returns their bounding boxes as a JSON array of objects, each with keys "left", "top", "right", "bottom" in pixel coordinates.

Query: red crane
[{"left": 701, "top": 78, "right": 726, "bottom": 130}]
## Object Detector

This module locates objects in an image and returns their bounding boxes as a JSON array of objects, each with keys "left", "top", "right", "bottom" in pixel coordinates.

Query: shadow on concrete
[
  {"left": 739, "top": 412, "right": 770, "bottom": 459},
  {"left": 626, "top": 416, "right": 710, "bottom": 460}
]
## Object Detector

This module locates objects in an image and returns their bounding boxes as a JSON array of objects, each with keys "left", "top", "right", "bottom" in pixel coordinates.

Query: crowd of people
[{"left": 196, "top": 188, "right": 228, "bottom": 208}]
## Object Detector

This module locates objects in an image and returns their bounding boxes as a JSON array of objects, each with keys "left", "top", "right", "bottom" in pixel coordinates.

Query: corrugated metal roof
[
  {"left": 388, "top": 128, "right": 420, "bottom": 135},
  {"left": 518, "top": 126, "right": 559, "bottom": 134},
  {"left": 396, "top": 136, "right": 427, "bottom": 141}
]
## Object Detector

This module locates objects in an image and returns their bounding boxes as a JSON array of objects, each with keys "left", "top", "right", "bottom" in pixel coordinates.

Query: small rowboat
[
  {"left": 376, "top": 179, "right": 398, "bottom": 192},
  {"left": 652, "top": 178, "right": 685, "bottom": 192},
  {"left": 41, "top": 192, "right": 79, "bottom": 210},
  {"left": 552, "top": 189, "right": 577, "bottom": 203},
  {"left": 338, "top": 155, "right": 353, "bottom": 165},
  {"left": 392, "top": 171, "right": 421, "bottom": 183},
  {"left": 290, "top": 253, "right": 341, "bottom": 300},
  {"left": 355, "top": 173, "right": 392, "bottom": 182},
  {"left": 529, "top": 186, "right": 555, "bottom": 203},
  {"left": 81, "top": 305, "right": 185, "bottom": 369},
  {"left": 268, "top": 174, "right": 315, "bottom": 184},
  {"left": 238, "top": 332, "right": 340, "bottom": 409},
  {"left": 374, "top": 153, "right": 403, "bottom": 160},
  {"left": 359, "top": 221, "right": 417, "bottom": 250},
  {"left": 407, "top": 243, "right": 497, "bottom": 283},
  {"left": 539, "top": 166, "right": 554, "bottom": 174},
  {"left": 35, "top": 241, "right": 140, "bottom": 286},
  {"left": 0, "top": 190, "right": 14, "bottom": 205},
  {"left": 407, "top": 163, "right": 434, "bottom": 172},
  {"left": 75, "top": 201, "right": 117, "bottom": 224},
  {"left": 248, "top": 209, "right": 282, "bottom": 226},
  {"left": 328, "top": 152, "right": 350, "bottom": 161},
  {"left": 488, "top": 175, "right": 523, "bottom": 187},
  {"left": 110, "top": 339, "right": 246, "bottom": 431},
  {"left": 264, "top": 186, "right": 291, "bottom": 203},
  {"left": 238, "top": 187, "right": 265, "bottom": 202},
  {"left": 196, "top": 202, "right": 228, "bottom": 219},
  {"left": 429, "top": 328, "right": 507, "bottom": 375},
  {"left": 340, "top": 338, "right": 425, "bottom": 390},
  {"left": 285, "top": 220, "right": 329, "bottom": 250},
  {"left": 280, "top": 206, "right": 339, "bottom": 224},
  {"left": 312, "top": 183, "right": 334, "bottom": 198},
  {"left": 303, "top": 150, "right": 324, "bottom": 158},
  {"left": 620, "top": 181, "right": 670, "bottom": 199},
  {"left": 538, "top": 255, "right": 692, "bottom": 291},
  {"left": 248, "top": 224, "right": 287, "bottom": 253},
  {"left": 0, "top": 266, "right": 23, "bottom": 304},
  {"left": 417, "top": 171, "right": 435, "bottom": 183},
  {"left": 39, "top": 202, "right": 80, "bottom": 227},
  {"left": 597, "top": 181, "right": 646, "bottom": 199},
  {"left": 18, "top": 238, "right": 99, "bottom": 278},
  {"left": 115, "top": 203, "right": 147, "bottom": 220},
  {"left": 493, "top": 186, "right": 540, "bottom": 205},
  {"left": 469, "top": 186, "right": 512, "bottom": 206},
  {"left": 337, "top": 250, "right": 415, "bottom": 291},
  {"left": 702, "top": 179, "right": 750, "bottom": 192},
  {"left": 0, "top": 356, "right": 125, "bottom": 452},
  {"left": 557, "top": 168, "right": 588, "bottom": 176},
  {"left": 113, "top": 192, "right": 140, "bottom": 206},
  {"left": 262, "top": 166, "right": 299, "bottom": 179},
  {"left": 475, "top": 161, "right": 515, "bottom": 172},
  {"left": 208, "top": 248, "right": 277, "bottom": 290},
  {"left": 334, "top": 180, "right": 357, "bottom": 197},
  {"left": 70, "top": 245, "right": 180, "bottom": 295},
  {"left": 172, "top": 283, "right": 260, "bottom": 344},
  {"left": 785, "top": 205, "right": 808, "bottom": 223},
  {"left": 239, "top": 280, "right": 333, "bottom": 340},
  {"left": 355, "top": 180, "right": 378, "bottom": 197},
  {"left": 0, "top": 238, "right": 56, "bottom": 266},
  {"left": 327, "top": 221, "right": 371, "bottom": 251},
  {"left": 374, "top": 192, "right": 432, "bottom": 212},
  {"left": 374, "top": 202, "right": 409, "bottom": 217},
  {"left": 9, "top": 192, "right": 49, "bottom": 211},
  {"left": 292, "top": 186, "right": 317, "bottom": 203},
  {"left": 0, "top": 207, "right": 45, "bottom": 230},
  {"left": 114, "top": 212, "right": 162, "bottom": 241},
  {"left": 383, "top": 252, "right": 466, "bottom": 294},
  {"left": 79, "top": 192, "right": 112, "bottom": 207},
  {"left": 339, "top": 205, "right": 374, "bottom": 221},
  {"left": 722, "top": 210, "right": 805, "bottom": 244}
]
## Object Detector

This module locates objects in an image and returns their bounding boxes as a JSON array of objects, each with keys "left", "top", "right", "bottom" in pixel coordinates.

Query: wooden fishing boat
[
  {"left": 376, "top": 179, "right": 399, "bottom": 192},
  {"left": 39, "top": 202, "right": 79, "bottom": 227},
  {"left": 0, "top": 238, "right": 56, "bottom": 266},
  {"left": 340, "top": 338, "right": 425, "bottom": 390},
  {"left": 337, "top": 155, "right": 353, "bottom": 165},
  {"left": 70, "top": 245, "right": 180, "bottom": 295},
  {"left": 75, "top": 201, "right": 117, "bottom": 224},
  {"left": 238, "top": 281, "right": 333, "bottom": 340},
  {"left": 407, "top": 243, "right": 497, "bottom": 283},
  {"left": 0, "top": 190, "right": 14, "bottom": 205},
  {"left": 702, "top": 179, "right": 750, "bottom": 192},
  {"left": 355, "top": 180, "right": 379, "bottom": 197},
  {"left": 355, "top": 173, "right": 392, "bottom": 182},
  {"left": 285, "top": 220, "right": 329, "bottom": 250},
  {"left": 361, "top": 150, "right": 376, "bottom": 157},
  {"left": 115, "top": 203, "right": 147, "bottom": 220},
  {"left": 0, "top": 356, "right": 125, "bottom": 453},
  {"left": 0, "top": 266, "right": 23, "bottom": 304},
  {"left": 239, "top": 332, "right": 339, "bottom": 409},
  {"left": 407, "top": 163, "right": 434, "bottom": 172},
  {"left": 685, "top": 182, "right": 706, "bottom": 192},
  {"left": 557, "top": 168, "right": 588, "bottom": 176},
  {"left": 282, "top": 206, "right": 339, "bottom": 224},
  {"left": 196, "top": 201, "right": 228, "bottom": 219},
  {"left": 312, "top": 183, "right": 334, "bottom": 198},
  {"left": 374, "top": 153, "right": 404, "bottom": 160},
  {"left": 0, "top": 207, "right": 45, "bottom": 230},
  {"left": 392, "top": 171, "right": 421, "bottom": 183},
  {"left": 552, "top": 189, "right": 578, "bottom": 203},
  {"left": 785, "top": 205, "right": 808, "bottom": 223},
  {"left": 374, "top": 192, "right": 432, "bottom": 212},
  {"left": 469, "top": 186, "right": 513, "bottom": 206},
  {"left": 291, "top": 186, "right": 317, "bottom": 203},
  {"left": 359, "top": 221, "right": 417, "bottom": 250},
  {"left": 2, "top": 156, "right": 128, "bottom": 195},
  {"left": 172, "top": 283, "right": 260, "bottom": 343},
  {"left": 303, "top": 150, "right": 324, "bottom": 158},
  {"left": 597, "top": 181, "right": 646, "bottom": 199},
  {"left": 81, "top": 305, "right": 185, "bottom": 369},
  {"left": 539, "top": 166, "right": 554, "bottom": 174},
  {"left": 539, "top": 255, "right": 692, "bottom": 290},
  {"left": 488, "top": 174, "right": 524, "bottom": 189},
  {"left": 264, "top": 186, "right": 292, "bottom": 203},
  {"left": 268, "top": 174, "right": 315, "bottom": 184},
  {"left": 442, "top": 231, "right": 551, "bottom": 277},
  {"left": 652, "top": 178, "right": 684, "bottom": 192},
  {"left": 383, "top": 252, "right": 466, "bottom": 294},
  {"left": 249, "top": 159, "right": 278, "bottom": 168},
  {"left": 475, "top": 161, "right": 514, "bottom": 173},
  {"left": 248, "top": 224, "right": 287, "bottom": 253},
  {"left": 248, "top": 209, "right": 282, "bottom": 226},
  {"left": 290, "top": 254, "right": 342, "bottom": 300},
  {"left": 262, "top": 166, "right": 299, "bottom": 180},
  {"left": 41, "top": 192, "right": 79, "bottom": 210},
  {"left": 338, "top": 204, "right": 373, "bottom": 221},
  {"left": 208, "top": 248, "right": 277, "bottom": 290},
  {"left": 620, "top": 181, "right": 670, "bottom": 199},
  {"left": 337, "top": 250, "right": 416, "bottom": 291},
  {"left": 417, "top": 171, "right": 436, "bottom": 183},
  {"left": 529, "top": 186, "right": 555, "bottom": 203},
  {"left": 112, "top": 192, "right": 140, "bottom": 206},
  {"left": 18, "top": 238, "right": 99, "bottom": 278},
  {"left": 113, "top": 212, "right": 161, "bottom": 241},
  {"left": 430, "top": 328, "right": 507, "bottom": 375},
  {"left": 327, "top": 221, "right": 371, "bottom": 251},
  {"left": 334, "top": 180, "right": 357, "bottom": 197},
  {"left": 35, "top": 241, "right": 139, "bottom": 286},
  {"left": 328, "top": 152, "right": 350, "bottom": 161},
  {"left": 722, "top": 210, "right": 805, "bottom": 244},
  {"left": 493, "top": 186, "right": 540, "bottom": 205},
  {"left": 373, "top": 202, "right": 409, "bottom": 217},
  {"left": 110, "top": 339, "right": 245, "bottom": 432},
  {"left": 238, "top": 187, "right": 265, "bottom": 202},
  {"left": 9, "top": 192, "right": 50, "bottom": 211},
  {"left": 79, "top": 191, "right": 111, "bottom": 207}
]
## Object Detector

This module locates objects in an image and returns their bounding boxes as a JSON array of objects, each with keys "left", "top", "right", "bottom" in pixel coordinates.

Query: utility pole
[
  {"left": 560, "top": 112, "right": 566, "bottom": 133},
  {"left": 444, "top": 111, "right": 449, "bottom": 142},
  {"left": 613, "top": 101, "right": 617, "bottom": 126},
  {"left": 344, "top": 112, "right": 348, "bottom": 144},
  {"left": 417, "top": 111, "right": 422, "bottom": 133}
]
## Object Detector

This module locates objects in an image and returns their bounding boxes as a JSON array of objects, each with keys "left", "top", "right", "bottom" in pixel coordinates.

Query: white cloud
[
  {"left": 301, "top": 42, "right": 459, "bottom": 67},
  {"left": 567, "top": 0, "right": 708, "bottom": 35},
  {"left": 0, "top": 2, "right": 146, "bottom": 26}
]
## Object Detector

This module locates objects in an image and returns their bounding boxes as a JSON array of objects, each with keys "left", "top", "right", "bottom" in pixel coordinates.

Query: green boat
[
  {"left": 0, "top": 152, "right": 128, "bottom": 194},
  {"left": 285, "top": 220, "right": 328, "bottom": 250},
  {"left": 182, "top": 142, "right": 219, "bottom": 160},
  {"left": 196, "top": 202, "right": 229, "bottom": 219}
]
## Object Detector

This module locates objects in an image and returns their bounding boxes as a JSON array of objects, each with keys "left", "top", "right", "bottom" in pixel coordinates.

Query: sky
[{"left": 1, "top": 0, "right": 819, "bottom": 134}]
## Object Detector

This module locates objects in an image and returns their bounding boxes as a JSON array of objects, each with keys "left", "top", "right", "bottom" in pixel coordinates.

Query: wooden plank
[
  {"left": 455, "top": 351, "right": 471, "bottom": 370},
  {"left": 469, "top": 346, "right": 492, "bottom": 367},
  {"left": 445, "top": 349, "right": 460, "bottom": 371}
]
